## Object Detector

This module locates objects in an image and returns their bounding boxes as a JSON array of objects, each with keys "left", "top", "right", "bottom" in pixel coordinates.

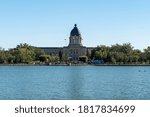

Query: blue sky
[{"left": 0, "top": 0, "right": 150, "bottom": 50}]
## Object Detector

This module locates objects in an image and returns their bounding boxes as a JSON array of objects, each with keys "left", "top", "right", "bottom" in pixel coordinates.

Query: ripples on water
[{"left": 0, "top": 66, "right": 150, "bottom": 100}]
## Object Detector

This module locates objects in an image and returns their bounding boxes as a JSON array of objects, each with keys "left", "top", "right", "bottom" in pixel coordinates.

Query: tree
[
  {"left": 39, "top": 55, "right": 59, "bottom": 63},
  {"left": 10, "top": 43, "right": 36, "bottom": 63},
  {"left": 91, "top": 43, "right": 145, "bottom": 64},
  {"left": 144, "top": 47, "right": 150, "bottom": 64},
  {"left": 79, "top": 56, "right": 88, "bottom": 63},
  {"left": 0, "top": 49, "right": 6, "bottom": 63},
  {"left": 144, "top": 47, "right": 150, "bottom": 59},
  {"left": 91, "top": 45, "right": 110, "bottom": 62},
  {"left": 39, "top": 55, "right": 51, "bottom": 63},
  {"left": 16, "top": 43, "right": 31, "bottom": 49},
  {"left": 59, "top": 51, "right": 62, "bottom": 61},
  {"left": 34, "top": 48, "right": 45, "bottom": 60}
]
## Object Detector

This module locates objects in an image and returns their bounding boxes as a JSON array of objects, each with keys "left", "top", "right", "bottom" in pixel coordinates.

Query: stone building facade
[{"left": 40, "top": 24, "right": 95, "bottom": 60}]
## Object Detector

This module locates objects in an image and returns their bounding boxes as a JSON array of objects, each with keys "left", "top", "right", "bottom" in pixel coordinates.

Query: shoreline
[{"left": 0, "top": 64, "right": 150, "bottom": 66}]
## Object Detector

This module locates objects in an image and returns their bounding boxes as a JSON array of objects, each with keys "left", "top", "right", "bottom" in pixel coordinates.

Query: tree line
[
  {"left": 0, "top": 43, "right": 59, "bottom": 64},
  {"left": 90, "top": 43, "right": 150, "bottom": 64},
  {"left": 0, "top": 43, "right": 150, "bottom": 64}
]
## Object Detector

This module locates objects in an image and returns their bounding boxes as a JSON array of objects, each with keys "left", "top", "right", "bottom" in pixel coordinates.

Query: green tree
[
  {"left": 79, "top": 56, "right": 88, "bottom": 63},
  {"left": 0, "top": 49, "right": 6, "bottom": 63},
  {"left": 59, "top": 51, "right": 62, "bottom": 61},
  {"left": 34, "top": 48, "right": 45, "bottom": 60},
  {"left": 39, "top": 55, "right": 51, "bottom": 63},
  {"left": 144, "top": 47, "right": 150, "bottom": 64},
  {"left": 11, "top": 43, "right": 36, "bottom": 63},
  {"left": 92, "top": 45, "right": 110, "bottom": 62}
]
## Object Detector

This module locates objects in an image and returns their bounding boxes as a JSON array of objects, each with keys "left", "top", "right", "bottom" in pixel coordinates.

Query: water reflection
[
  {"left": 0, "top": 66, "right": 150, "bottom": 99},
  {"left": 67, "top": 67, "right": 85, "bottom": 99}
]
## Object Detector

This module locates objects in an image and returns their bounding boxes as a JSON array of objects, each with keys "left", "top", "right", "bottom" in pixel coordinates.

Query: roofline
[{"left": 39, "top": 47, "right": 63, "bottom": 49}]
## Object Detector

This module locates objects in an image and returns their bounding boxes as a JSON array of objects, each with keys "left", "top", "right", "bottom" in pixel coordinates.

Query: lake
[{"left": 0, "top": 66, "right": 150, "bottom": 100}]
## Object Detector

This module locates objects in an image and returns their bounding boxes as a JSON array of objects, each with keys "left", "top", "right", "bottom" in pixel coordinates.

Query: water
[{"left": 0, "top": 66, "right": 150, "bottom": 100}]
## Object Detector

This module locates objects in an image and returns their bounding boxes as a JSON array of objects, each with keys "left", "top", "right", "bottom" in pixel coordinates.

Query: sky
[{"left": 0, "top": 0, "right": 150, "bottom": 50}]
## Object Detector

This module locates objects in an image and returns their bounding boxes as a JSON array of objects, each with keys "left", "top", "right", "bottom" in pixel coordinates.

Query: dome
[{"left": 70, "top": 24, "right": 81, "bottom": 36}]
